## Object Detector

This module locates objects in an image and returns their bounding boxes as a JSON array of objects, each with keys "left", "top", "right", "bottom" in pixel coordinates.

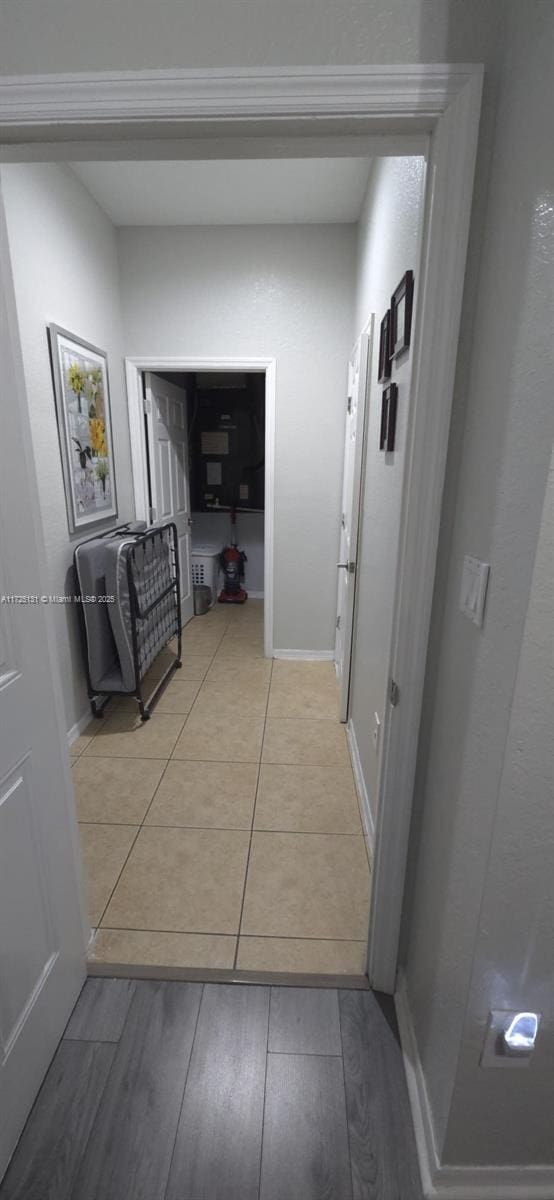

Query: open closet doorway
[{"left": 127, "top": 358, "right": 275, "bottom": 656}]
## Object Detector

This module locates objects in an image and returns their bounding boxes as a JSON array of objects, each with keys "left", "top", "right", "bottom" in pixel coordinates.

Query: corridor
[{"left": 72, "top": 601, "right": 372, "bottom": 980}]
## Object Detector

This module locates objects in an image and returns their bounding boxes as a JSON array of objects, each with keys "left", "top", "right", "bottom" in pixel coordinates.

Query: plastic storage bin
[
  {"left": 191, "top": 545, "right": 220, "bottom": 609},
  {"left": 194, "top": 584, "right": 212, "bottom": 615}
]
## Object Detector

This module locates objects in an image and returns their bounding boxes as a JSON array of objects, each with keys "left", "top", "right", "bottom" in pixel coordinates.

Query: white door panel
[
  {"left": 145, "top": 373, "right": 194, "bottom": 625},
  {"left": 0, "top": 762, "right": 56, "bottom": 1041},
  {"left": 0, "top": 200, "right": 86, "bottom": 1180},
  {"left": 335, "top": 322, "right": 372, "bottom": 722}
]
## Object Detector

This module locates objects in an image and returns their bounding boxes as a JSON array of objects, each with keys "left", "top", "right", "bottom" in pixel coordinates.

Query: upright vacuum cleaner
[{"left": 218, "top": 507, "right": 248, "bottom": 604}]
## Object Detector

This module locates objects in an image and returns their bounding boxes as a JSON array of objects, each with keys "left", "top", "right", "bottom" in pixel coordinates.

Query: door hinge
[
  {"left": 143, "top": 396, "right": 152, "bottom": 415},
  {"left": 336, "top": 615, "right": 341, "bottom": 630},
  {"left": 148, "top": 505, "right": 156, "bottom": 523},
  {"left": 389, "top": 678, "right": 400, "bottom": 707},
  {"left": 347, "top": 395, "right": 352, "bottom": 413}
]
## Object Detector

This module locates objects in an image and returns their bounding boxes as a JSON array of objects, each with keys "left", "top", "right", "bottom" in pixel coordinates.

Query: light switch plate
[{"left": 460, "top": 555, "right": 490, "bottom": 627}]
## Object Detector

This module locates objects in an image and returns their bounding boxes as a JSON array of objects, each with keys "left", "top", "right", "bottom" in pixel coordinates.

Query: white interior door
[
  {"left": 0, "top": 205, "right": 86, "bottom": 1180},
  {"left": 145, "top": 372, "right": 194, "bottom": 626},
  {"left": 335, "top": 322, "right": 372, "bottom": 721}
]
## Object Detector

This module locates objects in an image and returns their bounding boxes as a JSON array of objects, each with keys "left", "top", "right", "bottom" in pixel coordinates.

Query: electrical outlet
[
  {"left": 372, "top": 712, "right": 381, "bottom": 755},
  {"left": 480, "top": 1010, "right": 541, "bottom": 1069}
]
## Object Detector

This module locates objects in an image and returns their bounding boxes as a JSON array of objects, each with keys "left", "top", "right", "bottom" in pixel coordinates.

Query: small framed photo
[
  {"left": 48, "top": 325, "right": 118, "bottom": 533},
  {"left": 390, "top": 270, "right": 414, "bottom": 359},
  {"left": 378, "top": 310, "right": 392, "bottom": 383},
  {"left": 379, "top": 383, "right": 398, "bottom": 452}
]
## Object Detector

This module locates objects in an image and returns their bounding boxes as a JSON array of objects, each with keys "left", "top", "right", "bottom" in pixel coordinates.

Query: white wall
[
  {"left": 0, "top": 163, "right": 134, "bottom": 734},
  {"left": 0, "top": 0, "right": 502, "bottom": 74},
  {"left": 348, "top": 157, "right": 425, "bottom": 824},
  {"left": 118, "top": 223, "right": 356, "bottom": 652},
  {"left": 444, "top": 448, "right": 554, "bottom": 1166},
  {"left": 192, "top": 510, "right": 264, "bottom": 596},
  {"left": 403, "top": 1, "right": 554, "bottom": 1172}
]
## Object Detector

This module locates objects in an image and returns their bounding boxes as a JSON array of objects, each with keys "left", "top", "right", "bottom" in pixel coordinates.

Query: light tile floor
[{"left": 72, "top": 601, "right": 372, "bottom": 981}]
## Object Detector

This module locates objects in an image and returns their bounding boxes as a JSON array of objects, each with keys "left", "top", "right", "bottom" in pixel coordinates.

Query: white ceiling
[{"left": 70, "top": 158, "right": 371, "bottom": 226}]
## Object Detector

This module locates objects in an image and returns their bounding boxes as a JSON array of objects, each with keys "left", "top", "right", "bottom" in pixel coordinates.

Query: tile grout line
[
  {"left": 233, "top": 655, "right": 274, "bottom": 971},
  {"left": 82, "top": 618, "right": 252, "bottom": 945},
  {"left": 132, "top": 617, "right": 230, "bottom": 829},
  {"left": 166, "top": 616, "right": 266, "bottom": 758},
  {"left": 89, "top": 925, "right": 368, "bottom": 943},
  {"left": 94, "top": 821, "right": 145, "bottom": 932},
  {"left": 91, "top": 617, "right": 230, "bottom": 939},
  {"left": 79, "top": 820, "right": 365, "bottom": 837},
  {"left": 111, "top": 620, "right": 229, "bottom": 826},
  {"left": 80, "top": 751, "right": 349, "bottom": 764},
  {"left": 91, "top": 926, "right": 366, "bottom": 945},
  {"left": 85, "top": 612, "right": 366, "bottom": 970}
]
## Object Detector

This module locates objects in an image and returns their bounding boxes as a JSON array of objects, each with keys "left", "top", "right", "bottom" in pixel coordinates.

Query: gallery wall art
[{"left": 48, "top": 325, "right": 117, "bottom": 532}]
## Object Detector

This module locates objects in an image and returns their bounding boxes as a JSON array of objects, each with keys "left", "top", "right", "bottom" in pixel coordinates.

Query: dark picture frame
[
  {"left": 378, "top": 309, "right": 392, "bottom": 383},
  {"left": 390, "top": 269, "right": 414, "bottom": 359},
  {"left": 48, "top": 325, "right": 118, "bottom": 533},
  {"left": 379, "top": 383, "right": 398, "bottom": 452}
]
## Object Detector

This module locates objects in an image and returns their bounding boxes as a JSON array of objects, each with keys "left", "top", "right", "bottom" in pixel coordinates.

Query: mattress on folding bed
[
  {"left": 104, "top": 527, "right": 176, "bottom": 693},
  {"left": 74, "top": 523, "right": 147, "bottom": 695},
  {"left": 74, "top": 534, "right": 123, "bottom": 694}
]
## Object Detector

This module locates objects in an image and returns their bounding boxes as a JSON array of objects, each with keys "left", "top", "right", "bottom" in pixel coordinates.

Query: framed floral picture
[{"left": 48, "top": 326, "right": 118, "bottom": 532}]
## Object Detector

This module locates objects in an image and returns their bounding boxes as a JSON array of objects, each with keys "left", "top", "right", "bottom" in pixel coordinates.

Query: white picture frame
[{"left": 48, "top": 325, "right": 118, "bottom": 532}]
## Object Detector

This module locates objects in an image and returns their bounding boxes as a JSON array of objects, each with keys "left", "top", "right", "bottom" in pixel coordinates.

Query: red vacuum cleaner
[{"left": 218, "top": 507, "right": 248, "bottom": 604}]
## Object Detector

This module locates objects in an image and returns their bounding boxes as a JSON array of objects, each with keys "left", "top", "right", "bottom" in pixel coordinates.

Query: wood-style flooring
[{"left": 0, "top": 979, "right": 422, "bottom": 1200}]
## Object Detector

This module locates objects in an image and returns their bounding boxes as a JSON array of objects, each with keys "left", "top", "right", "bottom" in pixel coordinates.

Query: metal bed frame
[{"left": 74, "top": 521, "right": 182, "bottom": 721}]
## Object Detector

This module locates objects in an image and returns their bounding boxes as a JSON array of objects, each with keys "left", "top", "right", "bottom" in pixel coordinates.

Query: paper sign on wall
[
  {"left": 206, "top": 462, "right": 222, "bottom": 486},
  {"left": 201, "top": 431, "right": 229, "bottom": 455}
]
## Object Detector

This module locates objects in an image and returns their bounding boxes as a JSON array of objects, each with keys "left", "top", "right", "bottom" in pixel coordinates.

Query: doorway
[
  {"left": 126, "top": 357, "right": 276, "bottom": 658},
  {"left": 0, "top": 64, "right": 483, "bottom": 1175},
  {"left": 144, "top": 367, "right": 266, "bottom": 624}
]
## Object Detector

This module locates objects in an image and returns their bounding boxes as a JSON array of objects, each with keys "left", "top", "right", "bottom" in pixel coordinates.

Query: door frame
[
  {"left": 125, "top": 356, "right": 276, "bottom": 657},
  {"left": 0, "top": 63, "right": 483, "bottom": 993},
  {"left": 334, "top": 319, "right": 373, "bottom": 723}
]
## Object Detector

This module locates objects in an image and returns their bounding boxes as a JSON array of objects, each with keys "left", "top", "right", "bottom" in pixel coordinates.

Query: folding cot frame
[{"left": 73, "top": 521, "right": 182, "bottom": 722}]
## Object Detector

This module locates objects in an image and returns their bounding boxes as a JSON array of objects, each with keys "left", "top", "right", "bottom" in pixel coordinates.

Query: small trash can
[{"left": 193, "top": 583, "right": 212, "bottom": 616}]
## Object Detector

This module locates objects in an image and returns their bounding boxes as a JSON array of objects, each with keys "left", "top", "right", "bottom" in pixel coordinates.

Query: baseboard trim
[
  {"left": 67, "top": 708, "right": 92, "bottom": 748},
  {"left": 395, "top": 972, "right": 554, "bottom": 1199},
  {"left": 346, "top": 719, "right": 375, "bottom": 853},
  {"left": 247, "top": 591, "right": 264, "bottom": 600},
  {"left": 272, "top": 649, "right": 334, "bottom": 661}
]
